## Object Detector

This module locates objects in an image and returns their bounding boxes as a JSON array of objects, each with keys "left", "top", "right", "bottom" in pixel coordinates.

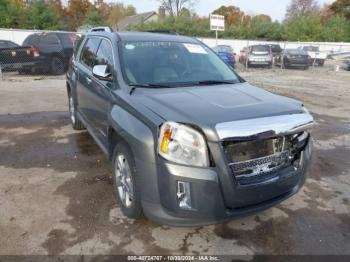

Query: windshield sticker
[
  {"left": 183, "top": 43, "right": 207, "bottom": 54},
  {"left": 125, "top": 44, "right": 135, "bottom": 50}
]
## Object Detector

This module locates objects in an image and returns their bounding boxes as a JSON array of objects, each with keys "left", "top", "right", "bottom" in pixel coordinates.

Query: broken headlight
[{"left": 158, "top": 122, "right": 209, "bottom": 167}]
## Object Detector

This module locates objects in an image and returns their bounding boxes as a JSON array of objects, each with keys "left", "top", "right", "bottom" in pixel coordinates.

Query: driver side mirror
[{"left": 92, "top": 65, "right": 113, "bottom": 82}]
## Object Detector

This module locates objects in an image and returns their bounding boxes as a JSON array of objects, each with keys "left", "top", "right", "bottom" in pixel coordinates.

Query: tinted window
[
  {"left": 7, "top": 41, "right": 18, "bottom": 47},
  {"left": 0, "top": 41, "right": 18, "bottom": 48},
  {"left": 41, "top": 34, "right": 60, "bottom": 45},
  {"left": 80, "top": 37, "right": 100, "bottom": 69},
  {"left": 58, "top": 33, "right": 78, "bottom": 48},
  {"left": 121, "top": 41, "right": 240, "bottom": 85},
  {"left": 96, "top": 39, "right": 114, "bottom": 72},
  {"left": 303, "top": 46, "right": 319, "bottom": 52},
  {"left": 0, "top": 40, "right": 8, "bottom": 48},
  {"left": 270, "top": 45, "right": 282, "bottom": 52},
  {"left": 251, "top": 45, "right": 269, "bottom": 52},
  {"left": 73, "top": 35, "right": 85, "bottom": 59},
  {"left": 23, "top": 34, "right": 40, "bottom": 46}
]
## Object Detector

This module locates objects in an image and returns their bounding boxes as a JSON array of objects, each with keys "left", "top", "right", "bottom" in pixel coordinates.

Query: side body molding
[{"left": 215, "top": 113, "right": 314, "bottom": 140}]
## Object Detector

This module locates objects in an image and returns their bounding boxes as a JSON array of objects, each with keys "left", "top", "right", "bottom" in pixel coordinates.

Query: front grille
[{"left": 223, "top": 133, "right": 307, "bottom": 186}]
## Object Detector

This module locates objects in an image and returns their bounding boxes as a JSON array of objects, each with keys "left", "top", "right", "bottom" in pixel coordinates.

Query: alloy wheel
[{"left": 115, "top": 154, "right": 134, "bottom": 208}]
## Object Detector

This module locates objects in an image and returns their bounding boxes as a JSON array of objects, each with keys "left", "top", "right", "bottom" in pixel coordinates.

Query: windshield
[{"left": 120, "top": 41, "right": 240, "bottom": 86}]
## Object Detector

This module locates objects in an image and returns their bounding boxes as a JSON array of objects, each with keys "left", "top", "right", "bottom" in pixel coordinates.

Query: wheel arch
[{"left": 108, "top": 105, "right": 161, "bottom": 204}]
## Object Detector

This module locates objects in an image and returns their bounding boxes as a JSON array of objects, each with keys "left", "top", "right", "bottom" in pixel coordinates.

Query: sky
[{"left": 103, "top": 0, "right": 334, "bottom": 21}]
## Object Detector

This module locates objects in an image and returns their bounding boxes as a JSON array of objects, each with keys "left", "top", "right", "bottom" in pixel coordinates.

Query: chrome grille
[{"left": 223, "top": 135, "right": 303, "bottom": 185}]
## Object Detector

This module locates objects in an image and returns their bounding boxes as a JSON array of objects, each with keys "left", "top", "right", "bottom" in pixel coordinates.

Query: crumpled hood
[{"left": 134, "top": 82, "right": 304, "bottom": 139}]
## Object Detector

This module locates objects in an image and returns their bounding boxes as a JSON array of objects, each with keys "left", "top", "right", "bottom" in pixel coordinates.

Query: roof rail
[
  {"left": 146, "top": 30, "right": 178, "bottom": 35},
  {"left": 89, "top": 27, "right": 113, "bottom": 33}
]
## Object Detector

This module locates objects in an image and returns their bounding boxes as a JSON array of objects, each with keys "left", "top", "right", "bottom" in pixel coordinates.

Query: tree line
[
  {"left": 0, "top": 0, "right": 349, "bottom": 42},
  {"left": 0, "top": 0, "right": 136, "bottom": 31}
]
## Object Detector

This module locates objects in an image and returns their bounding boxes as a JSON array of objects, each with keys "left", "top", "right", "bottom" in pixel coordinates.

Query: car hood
[{"left": 134, "top": 82, "right": 304, "bottom": 140}]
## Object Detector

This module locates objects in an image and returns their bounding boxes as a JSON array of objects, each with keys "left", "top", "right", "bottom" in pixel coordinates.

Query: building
[{"left": 115, "top": 6, "right": 166, "bottom": 31}]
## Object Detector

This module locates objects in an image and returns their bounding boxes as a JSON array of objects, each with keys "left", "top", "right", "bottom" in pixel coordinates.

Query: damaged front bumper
[{"left": 142, "top": 113, "right": 313, "bottom": 226}]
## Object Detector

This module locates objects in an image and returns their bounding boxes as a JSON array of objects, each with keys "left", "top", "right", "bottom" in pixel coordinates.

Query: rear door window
[{"left": 80, "top": 37, "right": 100, "bottom": 70}]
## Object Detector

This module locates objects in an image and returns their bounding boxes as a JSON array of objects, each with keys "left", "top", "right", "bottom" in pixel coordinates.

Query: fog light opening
[{"left": 177, "top": 181, "right": 194, "bottom": 211}]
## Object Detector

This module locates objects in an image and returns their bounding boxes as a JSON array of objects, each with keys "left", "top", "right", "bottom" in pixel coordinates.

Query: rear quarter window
[
  {"left": 40, "top": 34, "right": 61, "bottom": 45},
  {"left": 23, "top": 34, "right": 40, "bottom": 46}
]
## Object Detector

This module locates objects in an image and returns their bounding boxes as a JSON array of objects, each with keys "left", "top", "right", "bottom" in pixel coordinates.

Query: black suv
[
  {"left": 66, "top": 31, "right": 313, "bottom": 226},
  {"left": 22, "top": 32, "right": 79, "bottom": 75}
]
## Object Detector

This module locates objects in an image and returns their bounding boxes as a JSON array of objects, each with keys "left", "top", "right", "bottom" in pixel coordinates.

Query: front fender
[{"left": 109, "top": 105, "right": 161, "bottom": 204}]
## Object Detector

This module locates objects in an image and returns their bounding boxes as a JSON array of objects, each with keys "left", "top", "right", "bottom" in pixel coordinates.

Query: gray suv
[{"left": 66, "top": 32, "right": 314, "bottom": 226}]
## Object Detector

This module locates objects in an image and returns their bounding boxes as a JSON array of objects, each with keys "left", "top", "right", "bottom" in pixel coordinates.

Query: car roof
[
  {"left": 250, "top": 44, "right": 269, "bottom": 47},
  {"left": 117, "top": 32, "right": 199, "bottom": 43}
]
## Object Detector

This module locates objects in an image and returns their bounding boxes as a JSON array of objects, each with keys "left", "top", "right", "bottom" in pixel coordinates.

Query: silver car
[{"left": 245, "top": 45, "right": 273, "bottom": 68}]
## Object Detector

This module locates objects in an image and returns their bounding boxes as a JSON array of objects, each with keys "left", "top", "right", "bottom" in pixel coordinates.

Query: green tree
[
  {"left": 26, "top": 0, "right": 63, "bottom": 30},
  {"left": 329, "top": 0, "right": 350, "bottom": 20},
  {"left": 213, "top": 5, "right": 245, "bottom": 26},
  {"left": 283, "top": 14, "right": 323, "bottom": 41},
  {"left": 66, "top": 0, "right": 92, "bottom": 30},
  {"left": 0, "top": 0, "right": 26, "bottom": 28},
  {"left": 84, "top": 8, "right": 104, "bottom": 26},
  {"left": 322, "top": 15, "right": 350, "bottom": 41}
]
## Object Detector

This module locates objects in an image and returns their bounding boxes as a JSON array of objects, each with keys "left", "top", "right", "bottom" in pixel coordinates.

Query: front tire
[
  {"left": 112, "top": 142, "right": 142, "bottom": 219},
  {"left": 68, "top": 92, "right": 85, "bottom": 130}
]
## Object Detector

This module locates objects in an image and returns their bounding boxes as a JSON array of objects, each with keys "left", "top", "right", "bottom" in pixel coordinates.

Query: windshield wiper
[
  {"left": 196, "top": 80, "right": 237, "bottom": 85},
  {"left": 129, "top": 83, "right": 173, "bottom": 95}
]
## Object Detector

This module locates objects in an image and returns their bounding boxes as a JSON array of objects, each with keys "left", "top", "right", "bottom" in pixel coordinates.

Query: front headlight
[{"left": 158, "top": 122, "right": 209, "bottom": 167}]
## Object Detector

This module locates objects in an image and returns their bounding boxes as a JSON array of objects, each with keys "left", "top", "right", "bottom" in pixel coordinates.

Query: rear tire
[
  {"left": 68, "top": 92, "right": 85, "bottom": 130},
  {"left": 51, "top": 56, "right": 65, "bottom": 75},
  {"left": 112, "top": 141, "right": 142, "bottom": 219}
]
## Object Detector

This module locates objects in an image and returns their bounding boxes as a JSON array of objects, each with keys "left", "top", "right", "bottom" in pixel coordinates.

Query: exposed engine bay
[{"left": 223, "top": 131, "right": 310, "bottom": 185}]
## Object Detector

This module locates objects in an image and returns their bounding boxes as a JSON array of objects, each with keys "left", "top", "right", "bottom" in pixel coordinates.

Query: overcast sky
[{"left": 103, "top": 0, "right": 334, "bottom": 21}]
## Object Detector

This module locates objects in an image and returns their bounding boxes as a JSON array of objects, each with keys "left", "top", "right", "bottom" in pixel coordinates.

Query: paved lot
[{"left": 0, "top": 64, "right": 349, "bottom": 255}]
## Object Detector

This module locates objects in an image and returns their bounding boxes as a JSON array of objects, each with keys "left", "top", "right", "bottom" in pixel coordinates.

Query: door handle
[{"left": 86, "top": 76, "right": 92, "bottom": 84}]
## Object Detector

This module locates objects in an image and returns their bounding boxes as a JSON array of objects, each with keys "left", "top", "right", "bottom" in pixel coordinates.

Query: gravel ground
[{"left": 0, "top": 62, "right": 349, "bottom": 256}]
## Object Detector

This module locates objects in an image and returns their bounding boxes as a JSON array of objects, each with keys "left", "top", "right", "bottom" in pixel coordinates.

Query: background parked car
[
  {"left": 275, "top": 49, "right": 310, "bottom": 70},
  {"left": 269, "top": 44, "right": 282, "bottom": 58},
  {"left": 0, "top": 40, "right": 19, "bottom": 48},
  {"left": 22, "top": 32, "right": 79, "bottom": 75},
  {"left": 344, "top": 59, "right": 350, "bottom": 71},
  {"left": 239, "top": 46, "right": 249, "bottom": 64},
  {"left": 0, "top": 39, "right": 40, "bottom": 72},
  {"left": 300, "top": 46, "right": 327, "bottom": 66},
  {"left": 212, "top": 45, "right": 236, "bottom": 67},
  {"left": 240, "top": 45, "right": 273, "bottom": 68}
]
